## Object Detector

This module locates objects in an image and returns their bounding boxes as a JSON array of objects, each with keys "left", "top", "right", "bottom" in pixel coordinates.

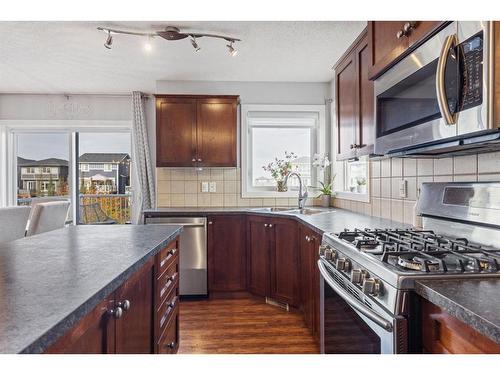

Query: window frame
[
  {"left": 241, "top": 104, "right": 326, "bottom": 198},
  {"left": 0, "top": 120, "right": 131, "bottom": 222},
  {"left": 333, "top": 156, "right": 371, "bottom": 203}
]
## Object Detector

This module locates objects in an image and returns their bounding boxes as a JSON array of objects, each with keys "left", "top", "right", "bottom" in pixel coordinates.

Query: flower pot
[
  {"left": 320, "top": 194, "right": 331, "bottom": 207},
  {"left": 357, "top": 185, "right": 366, "bottom": 194},
  {"left": 276, "top": 180, "right": 288, "bottom": 192}
]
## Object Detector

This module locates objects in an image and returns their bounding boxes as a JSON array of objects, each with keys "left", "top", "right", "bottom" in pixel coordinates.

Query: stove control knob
[
  {"left": 318, "top": 245, "right": 328, "bottom": 256},
  {"left": 336, "top": 257, "right": 346, "bottom": 270},
  {"left": 344, "top": 259, "right": 351, "bottom": 273},
  {"left": 350, "top": 269, "right": 368, "bottom": 284},
  {"left": 324, "top": 248, "right": 336, "bottom": 261},
  {"left": 362, "top": 278, "right": 382, "bottom": 296}
]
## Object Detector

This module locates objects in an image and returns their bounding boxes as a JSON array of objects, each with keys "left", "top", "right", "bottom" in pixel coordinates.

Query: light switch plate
[
  {"left": 209, "top": 181, "right": 217, "bottom": 193},
  {"left": 201, "top": 182, "right": 209, "bottom": 193},
  {"left": 399, "top": 180, "right": 407, "bottom": 198}
]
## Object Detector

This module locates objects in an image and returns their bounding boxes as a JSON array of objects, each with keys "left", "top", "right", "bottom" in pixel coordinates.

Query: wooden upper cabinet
[
  {"left": 335, "top": 28, "right": 374, "bottom": 160},
  {"left": 197, "top": 98, "right": 238, "bottom": 167},
  {"left": 207, "top": 215, "right": 247, "bottom": 293},
  {"left": 368, "top": 21, "right": 445, "bottom": 79},
  {"left": 156, "top": 97, "right": 197, "bottom": 167},
  {"left": 156, "top": 95, "right": 239, "bottom": 168}
]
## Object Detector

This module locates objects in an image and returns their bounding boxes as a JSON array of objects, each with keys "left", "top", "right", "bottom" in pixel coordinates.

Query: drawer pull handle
[
  {"left": 108, "top": 307, "right": 123, "bottom": 319},
  {"left": 166, "top": 342, "right": 176, "bottom": 349},
  {"left": 160, "top": 296, "right": 178, "bottom": 327},
  {"left": 160, "top": 272, "right": 178, "bottom": 298},
  {"left": 117, "top": 299, "right": 131, "bottom": 311},
  {"left": 160, "top": 248, "right": 177, "bottom": 268},
  {"left": 168, "top": 296, "right": 178, "bottom": 309}
]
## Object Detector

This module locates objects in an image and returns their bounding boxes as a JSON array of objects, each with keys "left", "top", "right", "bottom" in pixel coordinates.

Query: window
[
  {"left": 80, "top": 164, "right": 89, "bottom": 172},
  {"left": 333, "top": 156, "right": 370, "bottom": 202},
  {"left": 242, "top": 105, "right": 325, "bottom": 198},
  {"left": 41, "top": 167, "right": 51, "bottom": 173},
  {"left": 104, "top": 164, "right": 112, "bottom": 172}
]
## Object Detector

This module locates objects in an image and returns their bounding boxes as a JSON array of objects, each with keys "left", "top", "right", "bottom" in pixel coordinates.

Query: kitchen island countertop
[{"left": 0, "top": 224, "right": 182, "bottom": 354}]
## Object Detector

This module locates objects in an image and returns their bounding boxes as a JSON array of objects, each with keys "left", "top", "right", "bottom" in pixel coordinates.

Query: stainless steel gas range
[{"left": 318, "top": 182, "right": 500, "bottom": 354}]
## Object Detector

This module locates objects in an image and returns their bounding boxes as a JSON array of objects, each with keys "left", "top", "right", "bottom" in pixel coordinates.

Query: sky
[{"left": 17, "top": 132, "right": 131, "bottom": 161}]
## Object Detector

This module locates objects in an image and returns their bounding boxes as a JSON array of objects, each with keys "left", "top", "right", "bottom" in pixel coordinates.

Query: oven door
[
  {"left": 374, "top": 21, "right": 488, "bottom": 156},
  {"left": 318, "top": 259, "right": 402, "bottom": 354}
]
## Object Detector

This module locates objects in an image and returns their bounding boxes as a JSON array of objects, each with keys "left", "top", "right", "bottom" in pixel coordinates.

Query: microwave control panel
[{"left": 459, "top": 31, "right": 483, "bottom": 110}]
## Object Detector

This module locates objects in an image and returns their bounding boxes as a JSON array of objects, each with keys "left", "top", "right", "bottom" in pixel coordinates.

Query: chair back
[
  {"left": 0, "top": 206, "right": 31, "bottom": 244},
  {"left": 26, "top": 201, "right": 70, "bottom": 236}
]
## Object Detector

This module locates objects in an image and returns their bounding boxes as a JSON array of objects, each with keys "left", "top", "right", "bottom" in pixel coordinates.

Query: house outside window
[
  {"left": 81, "top": 163, "right": 89, "bottom": 172},
  {"left": 241, "top": 105, "right": 326, "bottom": 198},
  {"left": 104, "top": 164, "right": 112, "bottom": 172}
]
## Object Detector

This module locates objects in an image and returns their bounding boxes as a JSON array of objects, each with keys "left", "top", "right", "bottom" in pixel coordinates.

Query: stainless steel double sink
[{"left": 251, "top": 207, "right": 328, "bottom": 216}]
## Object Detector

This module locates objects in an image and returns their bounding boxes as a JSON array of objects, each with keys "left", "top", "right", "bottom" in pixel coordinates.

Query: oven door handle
[
  {"left": 436, "top": 33, "right": 458, "bottom": 125},
  {"left": 318, "top": 260, "right": 393, "bottom": 333}
]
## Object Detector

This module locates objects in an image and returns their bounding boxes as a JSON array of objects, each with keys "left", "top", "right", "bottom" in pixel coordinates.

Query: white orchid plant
[{"left": 312, "top": 153, "right": 335, "bottom": 197}]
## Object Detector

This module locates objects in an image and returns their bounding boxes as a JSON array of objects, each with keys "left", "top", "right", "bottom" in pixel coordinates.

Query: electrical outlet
[
  {"left": 201, "top": 182, "right": 209, "bottom": 193},
  {"left": 399, "top": 180, "right": 407, "bottom": 198},
  {"left": 209, "top": 181, "right": 217, "bottom": 193}
]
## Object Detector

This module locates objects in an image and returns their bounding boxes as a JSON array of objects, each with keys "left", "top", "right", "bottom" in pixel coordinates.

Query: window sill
[{"left": 335, "top": 191, "right": 370, "bottom": 203}]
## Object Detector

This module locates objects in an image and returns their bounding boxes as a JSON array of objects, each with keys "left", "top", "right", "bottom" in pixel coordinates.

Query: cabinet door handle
[
  {"left": 192, "top": 158, "right": 196, "bottom": 162},
  {"left": 166, "top": 342, "right": 176, "bottom": 349},
  {"left": 268, "top": 224, "right": 273, "bottom": 228},
  {"left": 208, "top": 221, "right": 213, "bottom": 225},
  {"left": 305, "top": 235, "right": 311, "bottom": 242},
  {"left": 264, "top": 223, "right": 268, "bottom": 227},
  {"left": 197, "top": 158, "right": 202, "bottom": 162},
  {"left": 117, "top": 299, "right": 131, "bottom": 311},
  {"left": 108, "top": 306, "right": 123, "bottom": 319}
]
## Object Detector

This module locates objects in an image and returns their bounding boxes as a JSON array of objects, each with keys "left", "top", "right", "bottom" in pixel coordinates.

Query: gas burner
[
  {"left": 352, "top": 237, "right": 380, "bottom": 251},
  {"left": 396, "top": 254, "right": 441, "bottom": 272}
]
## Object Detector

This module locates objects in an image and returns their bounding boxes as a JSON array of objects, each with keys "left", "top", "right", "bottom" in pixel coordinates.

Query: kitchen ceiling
[{"left": 0, "top": 21, "right": 366, "bottom": 93}]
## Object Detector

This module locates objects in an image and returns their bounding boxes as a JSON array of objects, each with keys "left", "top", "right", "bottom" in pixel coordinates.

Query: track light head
[
  {"left": 104, "top": 31, "right": 113, "bottom": 49},
  {"left": 190, "top": 36, "right": 201, "bottom": 52},
  {"left": 226, "top": 41, "right": 238, "bottom": 57}
]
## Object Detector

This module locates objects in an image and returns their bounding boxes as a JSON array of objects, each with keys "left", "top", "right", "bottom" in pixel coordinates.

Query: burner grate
[{"left": 335, "top": 228, "right": 500, "bottom": 274}]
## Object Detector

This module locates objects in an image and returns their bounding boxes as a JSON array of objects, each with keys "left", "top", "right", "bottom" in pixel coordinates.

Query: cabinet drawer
[
  {"left": 157, "top": 304, "right": 180, "bottom": 354},
  {"left": 156, "top": 281, "right": 179, "bottom": 336},
  {"left": 156, "top": 238, "right": 179, "bottom": 277},
  {"left": 156, "top": 260, "right": 179, "bottom": 307}
]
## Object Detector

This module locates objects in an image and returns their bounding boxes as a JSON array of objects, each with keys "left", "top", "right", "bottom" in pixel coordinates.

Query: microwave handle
[
  {"left": 318, "top": 259, "right": 393, "bottom": 332},
  {"left": 436, "top": 33, "right": 458, "bottom": 125}
]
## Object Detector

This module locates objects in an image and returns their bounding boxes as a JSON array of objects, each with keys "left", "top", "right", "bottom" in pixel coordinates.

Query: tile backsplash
[
  {"left": 156, "top": 167, "right": 318, "bottom": 208},
  {"left": 333, "top": 151, "right": 500, "bottom": 225}
]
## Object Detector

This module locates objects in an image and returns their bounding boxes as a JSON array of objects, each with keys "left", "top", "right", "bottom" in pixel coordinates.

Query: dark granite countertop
[
  {"left": 415, "top": 279, "right": 500, "bottom": 344},
  {"left": 0, "top": 225, "right": 182, "bottom": 354},
  {"left": 143, "top": 207, "right": 409, "bottom": 235}
]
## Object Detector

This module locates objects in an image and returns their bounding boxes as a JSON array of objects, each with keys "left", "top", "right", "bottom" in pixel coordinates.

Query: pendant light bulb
[
  {"left": 104, "top": 30, "right": 113, "bottom": 49},
  {"left": 226, "top": 41, "right": 238, "bottom": 57},
  {"left": 190, "top": 36, "right": 201, "bottom": 52},
  {"left": 144, "top": 35, "right": 153, "bottom": 52}
]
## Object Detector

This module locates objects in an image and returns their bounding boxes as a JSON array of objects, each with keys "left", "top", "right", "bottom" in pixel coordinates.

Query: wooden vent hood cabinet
[{"left": 155, "top": 95, "right": 239, "bottom": 168}]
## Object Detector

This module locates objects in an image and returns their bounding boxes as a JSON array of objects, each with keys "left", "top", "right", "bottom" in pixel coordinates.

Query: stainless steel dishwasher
[{"left": 144, "top": 216, "right": 207, "bottom": 296}]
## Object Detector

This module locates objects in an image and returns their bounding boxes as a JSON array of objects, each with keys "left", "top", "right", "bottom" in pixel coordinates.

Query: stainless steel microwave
[{"left": 374, "top": 21, "right": 497, "bottom": 157}]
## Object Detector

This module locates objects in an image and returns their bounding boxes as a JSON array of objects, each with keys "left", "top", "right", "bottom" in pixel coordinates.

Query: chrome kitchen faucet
[{"left": 283, "top": 172, "right": 308, "bottom": 209}]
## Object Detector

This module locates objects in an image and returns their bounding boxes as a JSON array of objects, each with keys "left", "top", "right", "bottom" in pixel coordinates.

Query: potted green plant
[
  {"left": 317, "top": 180, "right": 334, "bottom": 207},
  {"left": 262, "top": 151, "right": 297, "bottom": 192},
  {"left": 356, "top": 177, "right": 367, "bottom": 194}
]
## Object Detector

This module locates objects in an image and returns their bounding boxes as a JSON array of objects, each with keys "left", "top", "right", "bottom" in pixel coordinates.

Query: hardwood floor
[{"left": 178, "top": 297, "right": 319, "bottom": 354}]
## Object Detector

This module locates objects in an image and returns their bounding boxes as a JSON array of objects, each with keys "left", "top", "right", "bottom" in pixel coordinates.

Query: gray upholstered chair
[
  {"left": 26, "top": 201, "right": 71, "bottom": 236},
  {"left": 0, "top": 206, "right": 31, "bottom": 244}
]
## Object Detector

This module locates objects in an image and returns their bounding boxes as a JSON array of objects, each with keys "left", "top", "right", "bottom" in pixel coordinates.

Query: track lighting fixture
[
  {"left": 97, "top": 26, "right": 240, "bottom": 55},
  {"left": 104, "top": 31, "right": 113, "bottom": 49},
  {"left": 190, "top": 36, "right": 201, "bottom": 52},
  {"left": 226, "top": 41, "right": 238, "bottom": 57}
]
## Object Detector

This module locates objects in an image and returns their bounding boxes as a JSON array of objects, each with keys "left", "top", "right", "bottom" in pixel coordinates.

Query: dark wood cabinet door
[
  {"left": 46, "top": 297, "right": 115, "bottom": 354},
  {"left": 407, "top": 21, "right": 443, "bottom": 47},
  {"left": 421, "top": 298, "right": 500, "bottom": 354},
  {"left": 156, "top": 97, "right": 197, "bottom": 167},
  {"left": 336, "top": 54, "right": 357, "bottom": 160},
  {"left": 196, "top": 97, "right": 238, "bottom": 167},
  {"left": 270, "top": 218, "right": 299, "bottom": 307},
  {"left": 115, "top": 258, "right": 154, "bottom": 354},
  {"left": 356, "top": 34, "right": 374, "bottom": 156},
  {"left": 368, "top": 21, "right": 408, "bottom": 79},
  {"left": 207, "top": 215, "right": 247, "bottom": 293},
  {"left": 247, "top": 216, "right": 270, "bottom": 297}
]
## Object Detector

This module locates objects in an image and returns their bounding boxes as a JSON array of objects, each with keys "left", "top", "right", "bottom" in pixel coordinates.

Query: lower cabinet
[
  {"left": 247, "top": 215, "right": 300, "bottom": 308},
  {"left": 421, "top": 298, "right": 500, "bottom": 354},
  {"left": 207, "top": 215, "right": 247, "bottom": 293},
  {"left": 299, "top": 224, "right": 321, "bottom": 344},
  {"left": 46, "top": 236, "right": 180, "bottom": 354}
]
